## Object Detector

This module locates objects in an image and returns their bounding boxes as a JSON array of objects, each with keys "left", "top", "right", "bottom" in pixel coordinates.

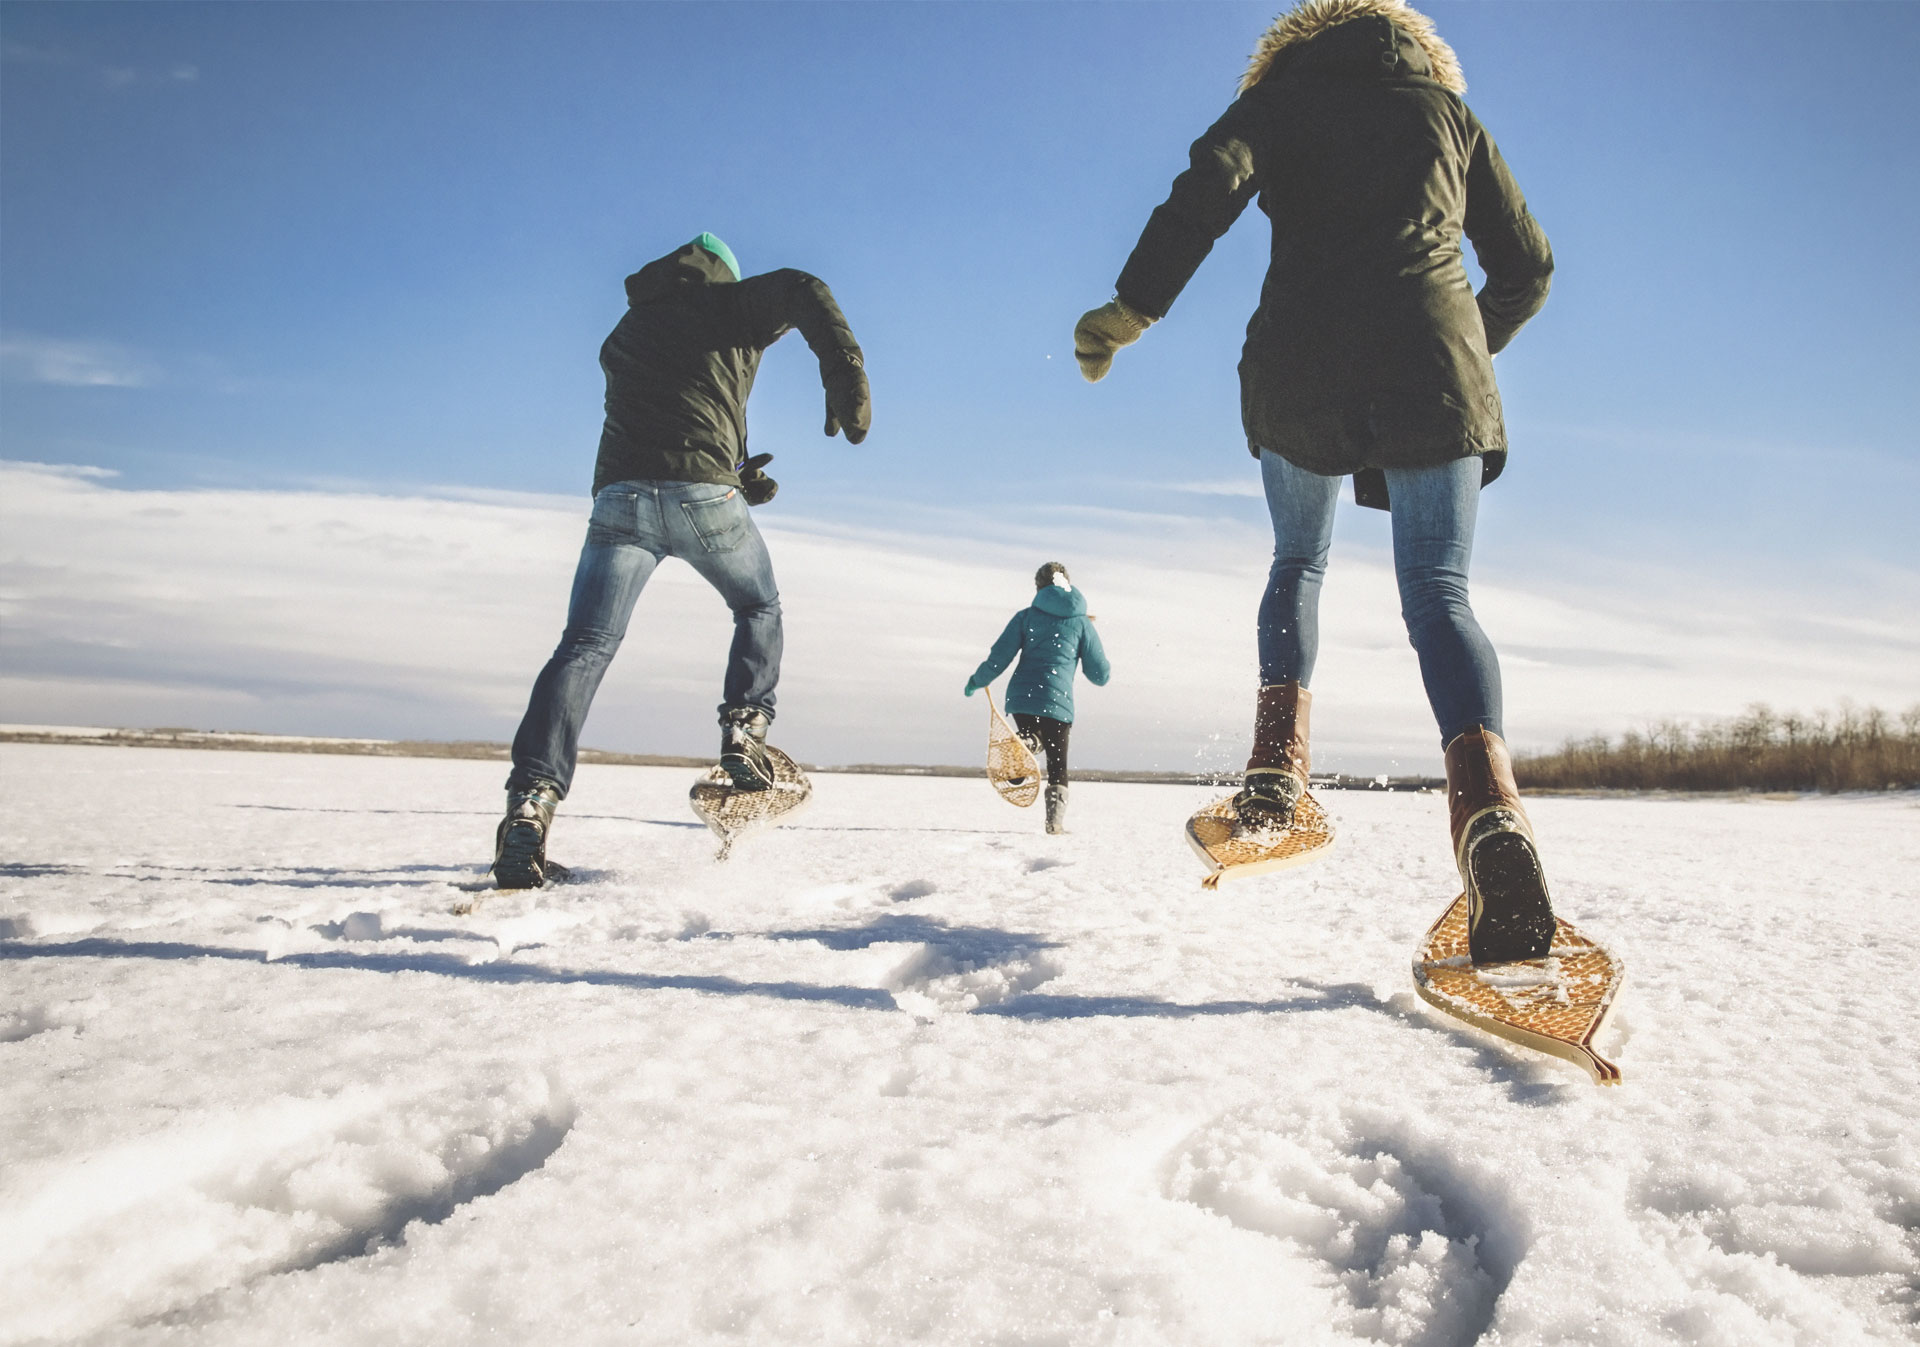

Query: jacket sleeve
[
  {"left": 1077, "top": 620, "right": 1111, "bottom": 687},
  {"left": 731, "top": 268, "right": 865, "bottom": 370},
  {"left": 1112, "top": 102, "right": 1260, "bottom": 320},
  {"left": 1462, "top": 113, "right": 1554, "bottom": 355},
  {"left": 969, "top": 614, "right": 1026, "bottom": 691}
]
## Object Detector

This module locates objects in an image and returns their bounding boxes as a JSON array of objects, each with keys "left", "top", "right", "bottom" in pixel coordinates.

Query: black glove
[
  {"left": 822, "top": 349, "right": 871, "bottom": 445},
  {"left": 738, "top": 453, "right": 778, "bottom": 506}
]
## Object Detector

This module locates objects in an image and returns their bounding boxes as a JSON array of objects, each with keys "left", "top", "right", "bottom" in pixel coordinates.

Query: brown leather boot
[
  {"left": 1445, "top": 727, "right": 1554, "bottom": 963},
  {"left": 1233, "top": 683, "right": 1311, "bottom": 832}
]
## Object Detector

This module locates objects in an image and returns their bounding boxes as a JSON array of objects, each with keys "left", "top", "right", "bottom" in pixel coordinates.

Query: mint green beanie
[{"left": 695, "top": 232, "right": 741, "bottom": 281}]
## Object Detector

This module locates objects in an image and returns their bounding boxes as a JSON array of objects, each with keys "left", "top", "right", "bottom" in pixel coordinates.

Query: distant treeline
[{"left": 1514, "top": 704, "right": 1920, "bottom": 793}]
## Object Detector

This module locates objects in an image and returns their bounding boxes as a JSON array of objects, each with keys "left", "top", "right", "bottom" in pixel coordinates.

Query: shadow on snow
[
  {"left": 1, "top": 937, "right": 899, "bottom": 1012},
  {"left": 1, "top": 917, "right": 1400, "bottom": 1028}
]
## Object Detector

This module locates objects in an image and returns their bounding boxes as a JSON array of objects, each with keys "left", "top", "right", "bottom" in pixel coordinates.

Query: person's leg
[
  {"left": 1385, "top": 457, "right": 1550, "bottom": 962},
  {"left": 1012, "top": 713, "right": 1042, "bottom": 765},
  {"left": 1256, "top": 449, "right": 1341, "bottom": 687},
  {"left": 1015, "top": 714, "right": 1073, "bottom": 833},
  {"left": 498, "top": 486, "right": 660, "bottom": 886},
  {"left": 1381, "top": 457, "right": 1501, "bottom": 746},
  {"left": 1014, "top": 714, "right": 1071, "bottom": 788},
  {"left": 663, "top": 483, "right": 783, "bottom": 787},
  {"left": 509, "top": 487, "right": 661, "bottom": 797},
  {"left": 1238, "top": 450, "right": 1340, "bottom": 829},
  {"left": 1040, "top": 717, "right": 1071, "bottom": 788},
  {"left": 664, "top": 484, "right": 782, "bottom": 713}
]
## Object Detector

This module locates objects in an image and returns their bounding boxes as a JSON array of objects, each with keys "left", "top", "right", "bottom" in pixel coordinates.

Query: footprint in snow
[
  {"left": 0, "top": 1071, "right": 575, "bottom": 1342},
  {"left": 769, "top": 915, "right": 1062, "bottom": 1014},
  {"left": 1163, "top": 1102, "right": 1512, "bottom": 1347},
  {"left": 1629, "top": 1146, "right": 1912, "bottom": 1330}
]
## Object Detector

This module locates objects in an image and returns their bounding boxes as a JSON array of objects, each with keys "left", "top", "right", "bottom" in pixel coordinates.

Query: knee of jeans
[
  {"left": 1400, "top": 588, "right": 1476, "bottom": 646},
  {"left": 555, "top": 625, "right": 623, "bottom": 661},
  {"left": 1268, "top": 550, "right": 1329, "bottom": 583},
  {"left": 732, "top": 593, "right": 781, "bottom": 621}
]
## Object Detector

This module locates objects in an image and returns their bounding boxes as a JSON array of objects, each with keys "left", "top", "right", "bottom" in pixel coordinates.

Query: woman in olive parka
[
  {"left": 1074, "top": 0, "right": 1558, "bottom": 964},
  {"left": 965, "top": 562, "right": 1111, "bottom": 835}
]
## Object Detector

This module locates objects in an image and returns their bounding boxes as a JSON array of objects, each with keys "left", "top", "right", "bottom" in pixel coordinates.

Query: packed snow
[{"left": 2, "top": 743, "right": 1916, "bottom": 1345}]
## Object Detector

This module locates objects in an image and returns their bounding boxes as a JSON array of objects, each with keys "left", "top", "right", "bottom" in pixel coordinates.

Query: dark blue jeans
[
  {"left": 1257, "top": 450, "right": 1502, "bottom": 746},
  {"left": 509, "top": 480, "right": 781, "bottom": 796}
]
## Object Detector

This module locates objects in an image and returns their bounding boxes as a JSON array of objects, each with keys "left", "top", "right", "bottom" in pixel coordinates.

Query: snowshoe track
[
  {"left": 0, "top": 1072, "right": 575, "bottom": 1342},
  {"left": 1164, "top": 1103, "right": 1514, "bottom": 1347}
]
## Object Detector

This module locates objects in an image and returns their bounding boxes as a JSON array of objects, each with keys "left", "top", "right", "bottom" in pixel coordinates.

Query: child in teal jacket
[{"left": 965, "top": 562, "right": 1110, "bottom": 832}]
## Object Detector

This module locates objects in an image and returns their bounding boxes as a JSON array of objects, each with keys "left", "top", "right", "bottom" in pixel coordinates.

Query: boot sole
[
  {"left": 493, "top": 820, "right": 548, "bottom": 890},
  {"left": 1468, "top": 831, "right": 1555, "bottom": 963}
]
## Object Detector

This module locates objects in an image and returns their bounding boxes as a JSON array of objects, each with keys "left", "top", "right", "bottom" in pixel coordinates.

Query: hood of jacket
[
  {"left": 1240, "top": 0, "right": 1464, "bottom": 95},
  {"left": 1032, "top": 584, "right": 1087, "bottom": 619},
  {"left": 624, "top": 239, "right": 739, "bottom": 306}
]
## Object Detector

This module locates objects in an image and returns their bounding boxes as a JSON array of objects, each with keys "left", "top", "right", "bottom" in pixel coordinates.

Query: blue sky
[{"left": 2, "top": 2, "right": 1916, "bottom": 768}]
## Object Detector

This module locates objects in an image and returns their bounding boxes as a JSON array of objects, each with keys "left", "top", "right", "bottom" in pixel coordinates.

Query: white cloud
[
  {"left": 0, "top": 41, "right": 63, "bottom": 65},
  {"left": 0, "top": 43, "right": 200, "bottom": 87},
  {"left": 0, "top": 335, "right": 156, "bottom": 388},
  {"left": 1, "top": 461, "right": 1914, "bottom": 775},
  {"left": 1158, "top": 479, "right": 1266, "bottom": 499}
]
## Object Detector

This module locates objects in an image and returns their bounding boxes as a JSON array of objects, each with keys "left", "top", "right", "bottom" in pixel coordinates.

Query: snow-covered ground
[{"left": 2, "top": 743, "right": 1916, "bottom": 1346}]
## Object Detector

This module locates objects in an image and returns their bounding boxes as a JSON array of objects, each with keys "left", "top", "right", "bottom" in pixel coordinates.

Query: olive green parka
[{"left": 1112, "top": 0, "right": 1554, "bottom": 508}]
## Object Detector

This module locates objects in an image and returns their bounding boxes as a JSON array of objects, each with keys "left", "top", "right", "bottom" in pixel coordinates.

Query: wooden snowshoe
[
  {"left": 689, "top": 745, "right": 812, "bottom": 861},
  {"left": 1185, "top": 788, "right": 1335, "bottom": 889},
  {"left": 984, "top": 687, "right": 1041, "bottom": 808},
  {"left": 1412, "top": 893, "right": 1624, "bottom": 1085}
]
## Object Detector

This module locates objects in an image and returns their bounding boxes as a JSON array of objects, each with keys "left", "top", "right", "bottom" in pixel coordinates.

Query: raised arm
[
  {"left": 735, "top": 269, "right": 872, "bottom": 442},
  {"left": 1462, "top": 114, "right": 1554, "bottom": 355}
]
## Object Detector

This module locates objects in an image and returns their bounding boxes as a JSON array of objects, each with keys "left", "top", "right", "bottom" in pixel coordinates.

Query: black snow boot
[
  {"left": 493, "top": 779, "right": 562, "bottom": 889},
  {"left": 719, "top": 706, "right": 774, "bottom": 792},
  {"left": 1044, "top": 783, "right": 1069, "bottom": 835},
  {"left": 1446, "top": 728, "right": 1555, "bottom": 964}
]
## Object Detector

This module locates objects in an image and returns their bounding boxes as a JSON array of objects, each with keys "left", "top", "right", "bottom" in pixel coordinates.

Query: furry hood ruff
[{"left": 1241, "top": 0, "right": 1465, "bottom": 95}]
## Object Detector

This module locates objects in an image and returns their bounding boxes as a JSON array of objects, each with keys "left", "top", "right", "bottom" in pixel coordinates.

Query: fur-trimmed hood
[{"left": 1241, "top": 0, "right": 1465, "bottom": 95}]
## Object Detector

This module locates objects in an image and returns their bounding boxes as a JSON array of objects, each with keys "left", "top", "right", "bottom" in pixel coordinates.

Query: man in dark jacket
[
  {"left": 493, "top": 233, "right": 871, "bottom": 889},
  {"left": 1074, "top": 0, "right": 1559, "bottom": 964}
]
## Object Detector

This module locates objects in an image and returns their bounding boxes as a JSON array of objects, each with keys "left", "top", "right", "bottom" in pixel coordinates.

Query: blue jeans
[
  {"left": 1258, "top": 450, "right": 1502, "bottom": 746},
  {"left": 509, "top": 480, "right": 782, "bottom": 795}
]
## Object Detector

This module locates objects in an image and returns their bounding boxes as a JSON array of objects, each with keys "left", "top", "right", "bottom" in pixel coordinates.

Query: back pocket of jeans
[
  {"left": 588, "top": 488, "right": 639, "bottom": 542},
  {"left": 679, "top": 490, "right": 746, "bottom": 553}
]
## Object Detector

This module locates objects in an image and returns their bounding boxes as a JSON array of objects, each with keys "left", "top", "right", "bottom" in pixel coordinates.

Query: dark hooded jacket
[
  {"left": 592, "top": 241, "right": 866, "bottom": 496},
  {"left": 1112, "top": 0, "right": 1553, "bottom": 508}
]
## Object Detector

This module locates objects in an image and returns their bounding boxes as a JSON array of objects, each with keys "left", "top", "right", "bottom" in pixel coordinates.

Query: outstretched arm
[
  {"left": 965, "top": 615, "right": 1025, "bottom": 695},
  {"left": 1077, "top": 102, "right": 1258, "bottom": 382},
  {"left": 1113, "top": 103, "right": 1260, "bottom": 322},
  {"left": 735, "top": 269, "right": 872, "bottom": 442},
  {"left": 1463, "top": 115, "right": 1554, "bottom": 355}
]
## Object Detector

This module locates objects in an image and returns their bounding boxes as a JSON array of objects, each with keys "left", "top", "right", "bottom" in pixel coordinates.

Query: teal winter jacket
[{"left": 968, "top": 585, "right": 1111, "bottom": 722}]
